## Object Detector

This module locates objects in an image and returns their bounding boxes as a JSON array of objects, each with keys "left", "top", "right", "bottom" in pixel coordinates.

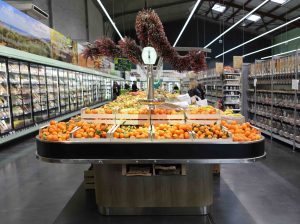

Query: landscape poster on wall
[
  {"left": 50, "top": 29, "right": 78, "bottom": 64},
  {"left": 0, "top": 0, "right": 51, "bottom": 57}
]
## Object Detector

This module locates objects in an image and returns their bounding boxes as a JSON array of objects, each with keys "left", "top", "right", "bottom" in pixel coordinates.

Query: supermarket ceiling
[{"left": 100, "top": 0, "right": 300, "bottom": 35}]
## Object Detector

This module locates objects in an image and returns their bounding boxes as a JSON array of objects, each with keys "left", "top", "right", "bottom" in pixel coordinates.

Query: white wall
[
  {"left": 52, "top": 0, "right": 87, "bottom": 41},
  {"left": 87, "top": 0, "right": 104, "bottom": 42}
]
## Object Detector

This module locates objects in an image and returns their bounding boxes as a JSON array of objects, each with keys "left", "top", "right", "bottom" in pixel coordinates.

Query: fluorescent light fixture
[
  {"left": 212, "top": 3, "right": 226, "bottom": 13},
  {"left": 271, "top": 0, "right": 289, "bottom": 4},
  {"left": 215, "top": 16, "right": 300, "bottom": 58},
  {"left": 261, "top": 48, "right": 300, "bottom": 60},
  {"left": 173, "top": 0, "right": 202, "bottom": 47},
  {"left": 243, "top": 36, "right": 300, "bottom": 58},
  {"left": 246, "top": 14, "right": 261, "bottom": 22},
  {"left": 96, "top": 0, "right": 123, "bottom": 40},
  {"left": 204, "top": 0, "right": 269, "bottom": 48}
]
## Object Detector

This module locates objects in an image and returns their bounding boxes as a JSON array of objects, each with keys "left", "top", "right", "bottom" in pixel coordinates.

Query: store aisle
[
  {"left": 0, "top": 137, "right": 300, "bottom": 224},
  {"left": 220, "top": 138, "right": 300, "bottom": 224},
  {"left": 0, "top": 138, "right": 89, "bottom": 224}
]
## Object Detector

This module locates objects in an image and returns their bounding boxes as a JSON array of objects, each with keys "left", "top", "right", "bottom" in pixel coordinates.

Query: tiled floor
[{"left": 0, "top": 137, "right": 300, "bottom": 224}]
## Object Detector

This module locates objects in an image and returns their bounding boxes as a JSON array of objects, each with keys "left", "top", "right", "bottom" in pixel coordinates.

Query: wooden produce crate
[
  {"left": 212, "top": 164, "right": 221, "bottom": 176},
  {"left": 186, "top": 119, "right": 220, "bottom": 125},
  {"left": 185, "top": 111, "right": 221, "bottom": 120},
  {"left": 115, "top": 113, "right": 150, "bottom": 125},
  {"left": 84, "top": 165, "right": 95, "bottom": 190},
  {"left": 80, "top": 108, "right": 115, "bottom": 124},
  {"left": 221, "top": 115, "right": 245, "bottom": 124},
  {"left": 150, "top": 110, "right": 185, "bottom": 125}
]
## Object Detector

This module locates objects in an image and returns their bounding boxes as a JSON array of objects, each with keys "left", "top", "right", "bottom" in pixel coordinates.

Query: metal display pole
[{"left": 146, "top": 65, "right": 154, "bottom": 101}]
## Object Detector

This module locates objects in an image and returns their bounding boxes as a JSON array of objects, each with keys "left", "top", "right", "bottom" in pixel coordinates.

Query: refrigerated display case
[
  {"left": 76, "top": 72, "right": 84, "bottom": 108},
  {"left": 8, "top": 60, "right": 33, "bottom": 129},
  {"left": 0, "top": 59, "right": 11, "bottom": 134},
  {"left": 0, "top": 45, "right": 123, "bottom": 144},
  {"left": 82, "top": 73, "right": 89, "bottom": 106},
  {"left": 46, "top": 67, "right": 60, "bottom": 118},
  {"left": 68, "top": 71, "right": 77, "bottom": 111},
  {"left": 104, "top": 78, "right": 112, "bottom": 100},
  {"left": 58, "top": 69, "right": 70, "bottom": 114}
]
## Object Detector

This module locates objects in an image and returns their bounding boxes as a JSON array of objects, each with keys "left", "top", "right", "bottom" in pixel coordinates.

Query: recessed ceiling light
[
  {"left": 212, "top": 3, "right": 226, "bottom": 13},
  {"left": 246, "top": 14, "right": 261, "bottom": 22},
  {"left": 271, "top": 0, "right": 289, "bottom": 5}
]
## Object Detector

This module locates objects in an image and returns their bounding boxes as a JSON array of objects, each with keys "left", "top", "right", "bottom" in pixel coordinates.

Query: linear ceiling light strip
[
  {"left": 204, "top": 0, "right": 270, "bottom": 48},
  {"left": 215, "top": 16, "right": 300, "bottom": 58},
  {"left": 173, "top": 0, "right": 202, "bottom": 47},
  {"left": 96, "top": 0, "right": 124, "bottom": 40},
  {"left": 261, "top": 48, "right": 300, "bottom": 59},
  {"left": 243, "top": 36, "right": 300, "bottom": 58}
]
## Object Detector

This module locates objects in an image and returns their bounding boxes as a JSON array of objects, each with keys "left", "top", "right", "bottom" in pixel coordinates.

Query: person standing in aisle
[
  {"left": 188, "top": 80, "right": 205, "bottom": 103},
  {"left": 112, "top": 81, "right": 120, "bottom": 100},
  {"left": 173, "top": 84, "right": 179, "bottom": 93},
  {"left": 197, "top": 83, "right": 205, "bottom": 100},
  {"left": 131, "top": 81, "right": 139, "bottom": 92},
  {"left": 124, "top": 82, "right": 130, "bottom": 90},
  {"left": 116, "top": 82, "right": 121, "bottom": 96}
]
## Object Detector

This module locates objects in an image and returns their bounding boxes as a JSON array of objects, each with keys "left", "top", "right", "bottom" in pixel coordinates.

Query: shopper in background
[
  {"left": 112, "top": 81, "right": 119, "bottom": 100},
  {"left": 117, "top": 82, "right": 121, "bottom": 96},
  {"left": 188, "top": 80, "right": 205, "bottom": 103},
  {"left": 131, "top": 81, "right": 139, "bottom": 92},
  {"left": 124, "top": 82, "right": 130, "bottom": 90},
  {"left": 197, "top": 83, "right": 205, "bottom": 100},
  {"left": 173, "top": 84, "right": 179, "bottom": 93}
]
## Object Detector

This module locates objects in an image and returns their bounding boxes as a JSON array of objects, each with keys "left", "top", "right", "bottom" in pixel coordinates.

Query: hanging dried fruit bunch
[{"left": 84, "top": 9, "right": 207, "bottom": 72}]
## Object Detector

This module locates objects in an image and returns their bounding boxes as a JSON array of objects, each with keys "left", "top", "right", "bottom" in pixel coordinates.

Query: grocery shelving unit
[
  {"left": 222, "top": 70, "right": 242, "bottom": 112},
  {"left": 198, "top": 68, "right": 242, "bottom": 111},
  {"left": 247, "top": 53, "right": 300, "bottom": 150},
  {"left": 0, "top": 46, "right": 122, "bottom": 144}
]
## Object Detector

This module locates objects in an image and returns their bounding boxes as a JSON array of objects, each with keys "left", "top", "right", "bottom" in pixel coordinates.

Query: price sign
[
  {"left": 292, "top": 79, "right": 299, "bottom": 90},
  {"left": 114, "top": 58, "right": 132, "bottom": 71},
  {"left": 233, "top": 56, "right": 243, "bottom": 69},
  {"left": 254, "top": 78, "right": 257, "bottom": 87}
]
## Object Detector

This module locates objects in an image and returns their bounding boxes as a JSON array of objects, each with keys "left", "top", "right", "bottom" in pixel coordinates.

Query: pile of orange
[
  {"left": 154, "top": 123, "right": 191, "bottom": 139},
  {"left": 39, "top": 120, "right": 76, "bottom": 141},
  {"left": 151, "top": 108, "right": 182, "bottom": 115},
  {"left": 113, "top": 125, "right": 149, "bottom": 139},
  {"left": 73, "top": 122, "right": 112, "bottom": 139},
  {"left": 221, "top": 120, "right": 261, "bottom": 142},
  {"left": 189, "top": 107, "right": 217, "bottom": 114},
  {"left": 192, "top": 124, "right": 229, "bottom": 139},
  {"left": 85, "top": 108, "right": 113, "bottom": 114}
]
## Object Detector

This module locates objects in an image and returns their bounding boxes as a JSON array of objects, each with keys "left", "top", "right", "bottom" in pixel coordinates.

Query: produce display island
[
  {"left": 36, "top": 137, "right": 265, "bottom": 216},
  {"left": 35, "top": 92, "right": 266, "bottom": 216}
]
